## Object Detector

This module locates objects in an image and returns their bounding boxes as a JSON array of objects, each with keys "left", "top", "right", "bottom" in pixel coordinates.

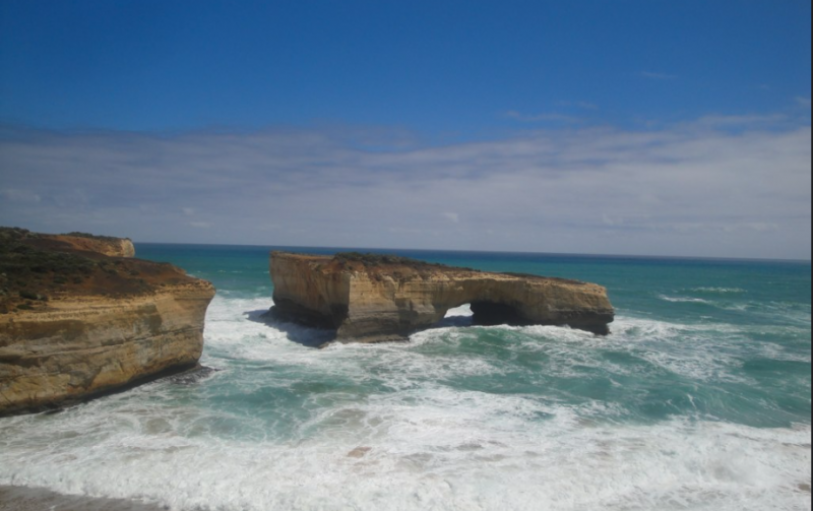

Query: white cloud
[
  {"left": 1, "top": 188, "right": 41, "bottom": 203},
  {"left": 602, "top": 214, "right": 624, "bottom": 227},
  {"left": 746, "top": 222, "right": 778, "bottom": 232},
  {"left": 694, "top": 114, "right": 788, "bottom": 128},
  {"left": 797, "top": 97, "right": 812, "bottom": 109},
  {"left": 0, "top": 118, "right": 809, "bottom": 259}
]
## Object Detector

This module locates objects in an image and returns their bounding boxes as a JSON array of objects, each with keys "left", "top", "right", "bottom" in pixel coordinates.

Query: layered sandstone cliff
[
  {"left": 0, "top": 228, "right": 215, "bottom": 415},
  {"left": 269, "top": 252, "right": 614, "bottom": 343},
  {"left": 43, "top": 232, "right": 137, "bottom": 258}
]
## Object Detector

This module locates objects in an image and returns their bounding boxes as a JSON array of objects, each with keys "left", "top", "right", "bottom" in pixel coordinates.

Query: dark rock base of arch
[{"left": 470, "top": 301, "right": 612, "bottom": 335}]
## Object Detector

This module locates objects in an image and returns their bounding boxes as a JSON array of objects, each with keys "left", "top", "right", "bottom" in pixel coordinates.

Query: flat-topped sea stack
[
  {"left": 0, "top": 228, "right": 215, "bottom": 416},
  {"left": 269, "top": 251, "right": 614, "bottom": 343}
]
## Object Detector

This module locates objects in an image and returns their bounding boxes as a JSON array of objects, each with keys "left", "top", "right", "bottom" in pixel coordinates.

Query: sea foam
[{"left": 0, "top": 293, "right": 810, "bottom": 511}]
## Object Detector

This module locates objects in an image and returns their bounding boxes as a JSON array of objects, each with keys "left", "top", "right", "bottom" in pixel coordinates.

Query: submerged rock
[
  {"left": 269, "top": 251, "right": 614, "bottom": 343},
  {"left": 0, "top": 228, "right": 215, "bottom": 416}
]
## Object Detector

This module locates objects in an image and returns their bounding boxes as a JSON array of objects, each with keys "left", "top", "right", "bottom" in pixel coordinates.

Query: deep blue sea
[{"left": 1, "top": 244, "right": 810, "bottom": 511}]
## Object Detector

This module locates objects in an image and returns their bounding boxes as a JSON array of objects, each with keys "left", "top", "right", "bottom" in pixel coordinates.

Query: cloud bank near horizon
[{"left": 0, "top": 118, "right": 810, "bottom": 260}]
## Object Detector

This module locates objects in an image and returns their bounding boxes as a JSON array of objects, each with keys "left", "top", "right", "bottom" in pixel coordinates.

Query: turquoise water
[{"left": 0, "top": 244, "right": 810, "bottom": 511}]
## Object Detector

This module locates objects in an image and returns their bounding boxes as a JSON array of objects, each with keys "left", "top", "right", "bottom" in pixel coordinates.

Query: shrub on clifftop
[{"left": 0, "top": 227, "right": 174, "bottom": 313}]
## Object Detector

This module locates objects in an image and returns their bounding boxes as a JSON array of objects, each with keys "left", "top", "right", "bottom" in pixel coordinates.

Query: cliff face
[
  {"left": 43, "top": 233, "right": 137, "bottom": 258},
  {"left": 270, "top": 252, "right": 614, "bottom": 343},
  {"left": 0, "top": 228, "right": 215, "bottom": 415}
]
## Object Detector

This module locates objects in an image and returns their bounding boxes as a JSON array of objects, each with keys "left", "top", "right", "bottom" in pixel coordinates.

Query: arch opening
[
  {"left": 470, "top": 301, "right": 528, "bottom": 327},
  {"left": 426, "top": 303, "right": 473, "bottom": 329}
]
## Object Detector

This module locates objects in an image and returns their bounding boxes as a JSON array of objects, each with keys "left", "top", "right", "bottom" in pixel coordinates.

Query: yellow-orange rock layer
[
  {"left": 0, "top": 280, "right": 214, "bottom": 415},
  {"left": 42, "top": 234, "right": 136, "bottom": 258},
  {"left": 270, "top": 252, "right": 614, "bottom": 343}
]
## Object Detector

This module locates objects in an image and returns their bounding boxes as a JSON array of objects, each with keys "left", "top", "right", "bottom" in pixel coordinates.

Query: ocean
[{"left": 1, "top": 244, "right": 810, "bottom": 511}]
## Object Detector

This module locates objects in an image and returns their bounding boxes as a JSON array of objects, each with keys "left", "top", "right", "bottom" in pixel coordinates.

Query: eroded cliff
[
  {"left": 269, "top": 252, "right": 614, "bottom": 343},
  {"left": 0, "top": 228, "right": 215, "bottom": 415},
  {"left": 43, "top": 232, "right": 137, "bottom": 258}
]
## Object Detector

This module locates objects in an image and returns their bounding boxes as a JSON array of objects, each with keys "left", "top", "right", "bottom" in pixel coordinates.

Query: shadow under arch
[
  {"left": 424, "top": 300, "right": 536, "bottom": 332},
  {"left": 247, "top": 297, "right": 553, "bottom": 348},
  {"left": 420, "top": 299, "right": 536, "bottom": 332},
  {"left": 244, "top": 309, "right": 337, "bottom": 349}
]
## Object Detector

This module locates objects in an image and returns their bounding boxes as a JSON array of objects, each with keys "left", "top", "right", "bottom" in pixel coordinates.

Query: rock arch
[{"left": 269, "top": 252, "right": 615, "bottom": 343}]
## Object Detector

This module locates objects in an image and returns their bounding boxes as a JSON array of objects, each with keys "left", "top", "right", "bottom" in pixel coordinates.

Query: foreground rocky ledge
[
  {"left": 0, "top": 485, "right": 165, "bottom": 511},
  {"left": 0, "top": 228, "right": 215, "bottom": 416},
  {"left": 269, "top": 252, "right": 614, "bottom": 343}
]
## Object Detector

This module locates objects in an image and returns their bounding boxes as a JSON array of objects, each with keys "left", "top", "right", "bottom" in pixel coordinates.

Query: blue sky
[{"left": 1, "top": 0, "right": 811, "bottom": 259}]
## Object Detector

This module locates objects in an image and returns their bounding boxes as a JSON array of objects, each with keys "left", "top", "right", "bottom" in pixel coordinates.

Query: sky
[{"left": 0, "top": 0, "right": 810, "bottom": 260}]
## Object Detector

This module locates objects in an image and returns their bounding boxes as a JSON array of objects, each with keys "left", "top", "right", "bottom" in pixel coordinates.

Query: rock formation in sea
[
  {"left": 269, "top": 252, "right": 614, "bottom": 343},
  {"left": 0, "top": 228, "right": 215, "bottom": 416}
]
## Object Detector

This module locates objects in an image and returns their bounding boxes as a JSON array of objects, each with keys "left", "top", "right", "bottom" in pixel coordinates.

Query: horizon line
[{"left": 133, "top": 240, "right": 813, "bottom": 265}]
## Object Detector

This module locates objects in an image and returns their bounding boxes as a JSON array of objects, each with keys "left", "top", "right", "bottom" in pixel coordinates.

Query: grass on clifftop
[
  {"left": 0, "top": 227, "right": 183, "bottom": 314},
  {"left": 331, "top": 252, "right": 580, "bottom": 283},
  {"left": 332, "top": 252, "right": 486, "bottom": 277},
  {"left": 334, "top": 252, "right": 449, "bottom": 268},
  {"left": 64, "top": 231, "right": 129, "bottom": 242}
]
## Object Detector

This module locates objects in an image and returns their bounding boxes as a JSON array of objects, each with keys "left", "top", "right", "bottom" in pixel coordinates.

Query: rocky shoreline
[{"left": 0, "top": 485, "right": 167, "bottom": 511}]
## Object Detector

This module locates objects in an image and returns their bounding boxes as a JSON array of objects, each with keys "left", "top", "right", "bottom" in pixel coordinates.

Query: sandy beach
[{"left": 0, "top": 486, "right": 167, "bottom": 511}]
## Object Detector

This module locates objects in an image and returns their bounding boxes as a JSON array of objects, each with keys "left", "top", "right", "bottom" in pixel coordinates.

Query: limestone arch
[{"left": 433, "top": 297, "right": 529, "bottom": 328}]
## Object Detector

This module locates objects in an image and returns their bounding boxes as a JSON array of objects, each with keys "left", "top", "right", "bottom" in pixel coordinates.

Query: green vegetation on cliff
[
  {"left": 335, "top": 252, "right": 448, "bottom": 269},
  {"left": 1, "top": 228, "right": 94, "bottom": 312},
  {"left": 64, "top": 231, "right": 130, "bottom": 242},
  {"left": 0, "top": 227, "right": 179, "bottom": 314}
]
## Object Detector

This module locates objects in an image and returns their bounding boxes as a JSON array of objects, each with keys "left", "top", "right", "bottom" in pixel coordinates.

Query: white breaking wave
[
  {"left": 658, "top": 294, "right": 714, "bottom": 304},
  {"left": 0, "top": 393, "right": 809, "bottom": 511},
  {"left": 689, "top": 287, "right": 748, "bottom": 294},
  {"left": 0, "top": 293, "right": 810, "bottom": 511}
]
